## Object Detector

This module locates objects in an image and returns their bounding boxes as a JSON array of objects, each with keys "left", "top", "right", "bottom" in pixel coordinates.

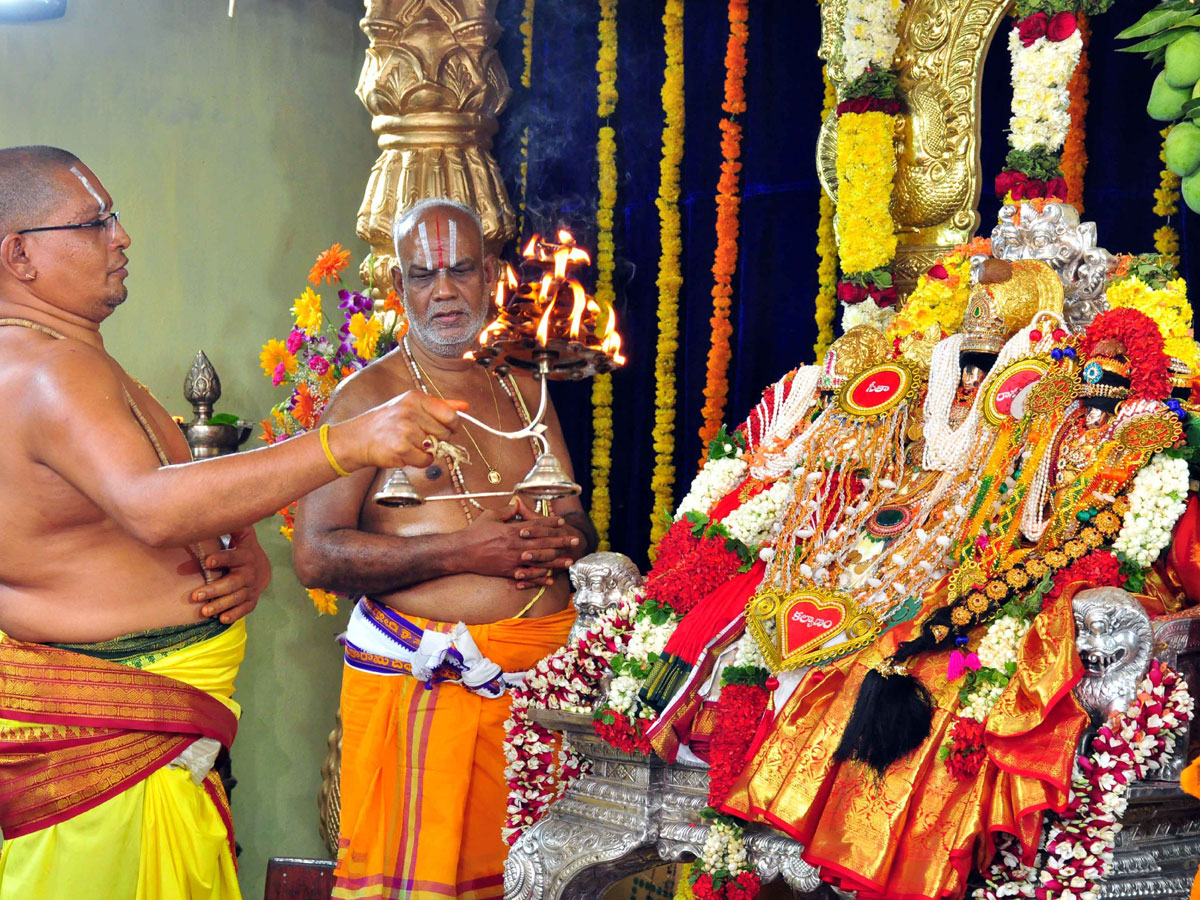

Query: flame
[
  {"left": 522, "top": 235, "right": 539, "bottom": 259},
  {"left": 557, "top": 229, "right": 573, "bottom": 244},
  {"left": 567, "top": 281, "right": 588, "bottom": 339},
  {"left": 553, "top": 247, "right": 569, "bottom": 281},
  {"left": 495, "top": 263, "right": 518, "bottom": 308},
  {"left": 536, "top": 299, "right": 556, "bottom": 346},
  {"left": 601, "top": 331, "right": 625, "bottom": 366},
  {"left": 538, "top": 274, "right": 553, "bottom": 303}
]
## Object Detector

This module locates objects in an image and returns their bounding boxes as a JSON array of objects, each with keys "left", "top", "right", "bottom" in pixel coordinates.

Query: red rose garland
[
  {"left": 1080, "top": 307, "right": 1171, "bottom": 401},
  {"left": 706, "top": 682, "right": 770, "bottom": 806}
]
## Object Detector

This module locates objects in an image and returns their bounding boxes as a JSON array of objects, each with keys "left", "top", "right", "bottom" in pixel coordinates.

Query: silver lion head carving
[
  {"left": 991, "top": 202, "right": 1113, "bottom": 332},
  {"left": 568, "top": 552, "right": 643, "bottom": 645},
  {"left": 1073, "top": 586, "right": 1153, "bottom": 722}
]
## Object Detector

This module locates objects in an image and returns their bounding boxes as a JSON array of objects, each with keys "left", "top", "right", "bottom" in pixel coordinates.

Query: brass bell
[
  {"left": 515, "top": 452, "right": 582, "bottom": 501},
  {"left": 372, "top": 468, "right": 424, "bottom": 507}
]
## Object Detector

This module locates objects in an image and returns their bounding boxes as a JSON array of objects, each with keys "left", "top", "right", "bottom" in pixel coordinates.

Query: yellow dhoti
[
  {"left": 0, "top": 620, "right": 246, "bottom": 900},
  {"left": 334, "top": 602, "right": 576, "bottom": 900}
]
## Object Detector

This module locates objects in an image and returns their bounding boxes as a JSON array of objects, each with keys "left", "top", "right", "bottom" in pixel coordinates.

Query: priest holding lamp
[{"left": 292, "top": 198, "right": 598, "bottom": 900}]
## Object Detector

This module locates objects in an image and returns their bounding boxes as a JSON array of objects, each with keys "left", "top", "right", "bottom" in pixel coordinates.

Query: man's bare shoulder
[
  {"left": 0, "top": 331, "right": 118, "bottom": 409},
  {"left": 320, "top": 351, "right": 414, "bottom": 423}
]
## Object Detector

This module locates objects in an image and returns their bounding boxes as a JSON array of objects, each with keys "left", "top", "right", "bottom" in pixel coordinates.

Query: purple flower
[
  {"left": 309, "top": 355, "right": 330, "bottom": 375},
  {"left": 286, "top": 328, "right": 307, "bottom": 354},
  {"left": 338, "top": 289, "right": 373, "bottom": 318}
]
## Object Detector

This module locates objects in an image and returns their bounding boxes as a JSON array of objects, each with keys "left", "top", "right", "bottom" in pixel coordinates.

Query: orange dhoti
[
  {"left": 722, "top": 592, "right": 1087, "bottom": 900},
  {"left": 333, "top": 602, "right": 576, "bottom": 900}
]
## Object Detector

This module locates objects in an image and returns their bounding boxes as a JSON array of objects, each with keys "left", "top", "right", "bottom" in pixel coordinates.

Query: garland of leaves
[
  {"left": 698, "top": 0, "right": 750, "bottom": 460},
  {"left": 649, "top": 0, "right": 685, "bottom": 557},
  {"left": 592, "top": 0, "right": 619, "bottom": 551},
  {"left": 814, "top": 67, "right": 838, "bottom": 360}
]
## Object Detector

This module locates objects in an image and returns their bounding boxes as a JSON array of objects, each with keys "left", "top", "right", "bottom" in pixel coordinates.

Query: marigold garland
[
  {"left": 813, "top": 68, "right": 838, "bottom": 362},
  {"left": 1062, "top": 13, "right": 1089, "bottom": 211},
  {"left": 592, "top": 0, "right": 619, "bottom": 552},
  {"left": 1154, "top": 126, "right": 1182, "bottom": 270},
  {"left": 835, "top": 111, "right": 899, "bottom": 276},
  {"left": 649, "top": 0, "right": 685, "bottom": 557},
  {"left": 698, "top": 0, "right": 749, "bottom": 461}
]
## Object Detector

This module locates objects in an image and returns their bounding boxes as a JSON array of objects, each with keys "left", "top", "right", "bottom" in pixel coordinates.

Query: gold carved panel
[{"left": 356, "top": 0, "right": 518, "bottom": 285}]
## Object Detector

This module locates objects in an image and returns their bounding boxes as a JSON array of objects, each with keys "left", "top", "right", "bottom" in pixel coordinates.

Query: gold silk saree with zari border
[{"left": 0, "top": 618, "right": 245, "bottom": 900}]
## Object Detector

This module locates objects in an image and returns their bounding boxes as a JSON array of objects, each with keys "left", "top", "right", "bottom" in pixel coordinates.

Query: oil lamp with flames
[{"left": 373, "top": 230, "right": 626, "bottom": 508}]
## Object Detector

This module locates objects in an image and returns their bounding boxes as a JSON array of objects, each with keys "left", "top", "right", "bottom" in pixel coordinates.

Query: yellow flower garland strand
[
  {"left": 592, "top": 0, "right": 619, "bottom": 552},
  {"left": 835, "top": 111, "right": 898, "bottom": 275},
  {"left": 813, "top": 67, "right": 838, "bottom": 361},
  {"left": 1154, "top": 125, "right": 1181, "bottom": 270},
  {"left": 698, "top": 0, "right": 750, "bottom": 461},
  {"left": 649, "top": 0, "right": 685, "bottom": 556},
  {"left": 518, "top": 0, "right": 536, "bottom": 239}
]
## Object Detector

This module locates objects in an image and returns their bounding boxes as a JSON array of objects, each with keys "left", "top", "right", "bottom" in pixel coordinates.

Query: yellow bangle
[{"left": 319, "top": 424, "right": 352, "bottom": 478}]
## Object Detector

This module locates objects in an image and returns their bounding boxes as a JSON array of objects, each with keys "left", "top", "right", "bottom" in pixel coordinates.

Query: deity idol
[{"left": 722, "top": 307, "right": 1184, "bottom": 900}]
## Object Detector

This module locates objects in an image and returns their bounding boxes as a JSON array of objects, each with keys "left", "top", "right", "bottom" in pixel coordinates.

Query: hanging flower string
[
  {"left": 813, "top": 67, "right": 838, "bottom": 361},
  {"left": 698, "top": 0, "right": 750, "bottom": 460},
  {"left": 832, "top": 0, "right": 903, "bottom": 328},
  {"left": 649, "top": 0, "right": 685, "bottom": 557},
  {"left": 1154, "top": 125, "right": 1182, "bottom": 269},
  {"left": 1061, "top": 13, "right": 1090, "bottom": 211},
  {"left": 592, "top": 0, "right": 619, "bottom": 551}
]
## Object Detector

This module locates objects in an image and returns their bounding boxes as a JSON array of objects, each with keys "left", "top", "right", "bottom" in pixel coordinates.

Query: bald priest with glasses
[{"left": 0, "top": 146, "right": 466, "bottom": 900}]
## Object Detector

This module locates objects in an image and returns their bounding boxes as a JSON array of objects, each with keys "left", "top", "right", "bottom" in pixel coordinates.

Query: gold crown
[{"left": 961, "top": 286, "right": 1008, "bottom": 356}]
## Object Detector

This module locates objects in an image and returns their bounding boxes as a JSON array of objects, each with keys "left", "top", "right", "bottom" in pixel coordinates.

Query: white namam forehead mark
[
  {"left": 69, "top": 166, "right": 107, "bottom": 214},
  {"left": 416, "top": 221, "right": 434, "bottom": 271},
  {"left": 448, "top": 218, "right": 457, "bottom": 265}
]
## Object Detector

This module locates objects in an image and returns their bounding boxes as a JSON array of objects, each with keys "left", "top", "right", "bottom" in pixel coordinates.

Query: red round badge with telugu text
[
  {"left": 982, "top": 358, "right": 1048, "bottom": 426},
  {"left": 851, "top": 369, "right": 902, "bottom": 409}
]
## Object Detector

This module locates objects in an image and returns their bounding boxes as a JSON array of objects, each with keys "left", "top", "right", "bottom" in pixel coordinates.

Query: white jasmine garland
[
  {"left": 604, "top": 604, "right": 682, "bottom": 719},
  {"left": 1007, "top": 29, "right": 1082, "bottom": 153},
  {"left": 696, "top": 818, "right": 755, "bottom": 883},
  {"left": 721, "top": 477, "right": 794, "bottom": 550},
  {"left": 676, "top": 453, "right": 748, "bottom": 520},
  {"left": 841, "top": 300, "right": 895, "bottom": 334},
  {"left": 1112, "top": 453, "right": 1189, "bottom": 569},
  {"left": 840, "top": 0, "right": 904, "bottom": 83}
]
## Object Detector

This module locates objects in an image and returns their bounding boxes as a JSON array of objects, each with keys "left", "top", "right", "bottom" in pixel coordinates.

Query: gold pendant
[{"left": 488, "top": 469, "right": 502, "bottom": 485}]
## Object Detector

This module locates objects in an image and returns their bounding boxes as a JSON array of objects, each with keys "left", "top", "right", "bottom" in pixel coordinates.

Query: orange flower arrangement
[
  {"left": 1062, "top": 13, "right": 1090, "bottom": 212},
  {"left": 308, "top": 243, "right": 352, "bottom": 286},
  {"left": 698, "top": 0, "right": 750, "bottom": 460},
  {"left": 291, "top": 382, "right": 319, "bottom": 430}
]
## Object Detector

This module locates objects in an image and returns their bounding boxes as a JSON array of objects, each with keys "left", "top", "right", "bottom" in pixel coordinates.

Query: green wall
[{"left": 0, "top": 1, "right": 378, "bottom": 894}]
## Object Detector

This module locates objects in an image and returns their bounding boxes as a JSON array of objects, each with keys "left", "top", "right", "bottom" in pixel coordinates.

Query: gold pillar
[{"left": 356, "top": 0, "right": 519, "bottom": 287}]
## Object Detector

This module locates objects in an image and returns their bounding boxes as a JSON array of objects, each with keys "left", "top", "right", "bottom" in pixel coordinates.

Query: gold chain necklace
[{"left": 411, "top": 353, "right": 506, "bottom": 485}]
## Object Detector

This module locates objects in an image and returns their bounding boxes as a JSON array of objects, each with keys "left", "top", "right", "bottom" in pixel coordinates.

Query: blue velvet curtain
[{"left": 491, "top": 0, "right": 1196, "bottom": 568}]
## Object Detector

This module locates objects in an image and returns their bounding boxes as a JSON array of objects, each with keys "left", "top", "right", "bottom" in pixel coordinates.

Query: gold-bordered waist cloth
[
  {"left": 342, "top": 598, "right": 524, "bottom": 699},
  {"left": 47, "top": 618, "right": 229, "bottom": 666}
]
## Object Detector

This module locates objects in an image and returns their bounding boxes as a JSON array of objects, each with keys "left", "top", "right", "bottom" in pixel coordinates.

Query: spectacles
[{"left": 17, "top": 211, "right": 121, "bottom": 240}]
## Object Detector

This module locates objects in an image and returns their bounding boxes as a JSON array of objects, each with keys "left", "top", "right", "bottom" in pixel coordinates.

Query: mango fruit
[
  {"left": 1166, "top": 122, "right": 1200, "bottom": 176},
  {"left": 1149, "top": 71, "right": 1192, "bottom": 120},
  {"left": 1182, "top": 169, "right": 1200, "bottom": 214},
  {"left": 1165, "top": 32, "right": 1200, "bottom": 88}
]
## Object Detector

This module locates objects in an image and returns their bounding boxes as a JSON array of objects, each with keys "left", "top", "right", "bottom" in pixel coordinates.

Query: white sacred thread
[
  {"left": 417, "top": 222, "right": 434, "bottom": 271},
  {"left": 69, "top": 166, "right": 106, "bottom": 213},
  {"left": 448, "top": 218, "right": 458, "bottom": 265}
]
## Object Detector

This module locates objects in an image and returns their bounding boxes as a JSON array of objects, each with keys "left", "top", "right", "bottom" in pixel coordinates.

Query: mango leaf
[
  {"left": 1183, "top": 98, "right": 1200, "bottom": 117},
  {"left": 1117, "top": 5, "right": 1200, "bottom": 40},
  {"left": 1119, "top": 26, "right": 1197, "bottom": 52},
  {"left": 1145, "top": 45, "right": 1170, "bottom": 65}
]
